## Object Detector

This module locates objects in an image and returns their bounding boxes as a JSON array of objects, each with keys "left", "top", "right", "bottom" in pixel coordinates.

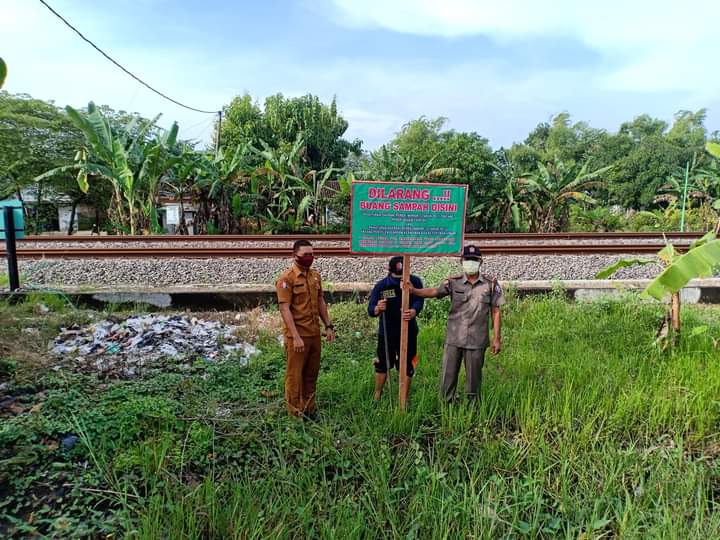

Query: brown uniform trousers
[
  {"left": 276, "top": 263, "right": 324, "bottom": 416},
  {"left": 284, "top": 335, "right": 322, "bottom": 415}
]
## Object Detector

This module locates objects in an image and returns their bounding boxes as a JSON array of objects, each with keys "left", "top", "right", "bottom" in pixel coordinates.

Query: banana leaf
[
  {"left": 643, "top": 239, "right": 720, "bottom": 300},
  {"left": 77, "top": 169, "right": 89, "bottom": 193},
  {"left": 0, "top": 58, "right": 6, "bottom": 88},
  {"left": 595, "top": 258, "right": 656, "bottom": 279},
  {"left": 511, "top": 204, "right": 521, "bottom": 229},
  {"left": 149, "top": 207, "right": 162, "bottom": 234},
  {"left": 657, "top": 243, "right": 677, "bottom": 265},
  {"left": 297, "top": 194, "right": 313, "bottom": 220},
  {"left": 707, "top": 142, "right": 720, "bottom": 159},
  {"left": 65, "top": 105, "right": 108, "bottom": 162},
  {"left": 689, "top": 232, "right": 717, "bottom": 250},
  {"left": 231, "top": 193, "right": 245, "bottom": 218},
  {"left": 35, "top": 165, "right": 78, "bottom": 182}
]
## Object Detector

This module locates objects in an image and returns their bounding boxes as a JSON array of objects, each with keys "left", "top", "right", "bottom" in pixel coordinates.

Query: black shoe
[{"left": 304, "top": 411, "right": 320, "bottom": 423}]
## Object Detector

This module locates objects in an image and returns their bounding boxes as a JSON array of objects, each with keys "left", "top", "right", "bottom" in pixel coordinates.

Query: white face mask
[{"left": 462, "top": 260, "right": 480, "bottom": 275}]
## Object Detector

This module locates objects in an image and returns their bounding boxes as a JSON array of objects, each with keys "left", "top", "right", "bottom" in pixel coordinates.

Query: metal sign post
[
  {"left": 1, "top": 201, "right": 25, "bottom": 291},
  {"left": 3, "top": 206, "right": 20, "bottom": 291}
]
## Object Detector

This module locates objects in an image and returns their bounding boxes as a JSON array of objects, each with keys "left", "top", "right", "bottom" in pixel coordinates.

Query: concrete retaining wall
[{"left": 5, "top": 279, "right": 720, "bottom": 310}]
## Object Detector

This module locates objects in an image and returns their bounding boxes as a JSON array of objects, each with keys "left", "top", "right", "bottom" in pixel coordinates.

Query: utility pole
[
  {"left": 680, "top": 160, "right": 690, "bottom": 232},
  {"left": 215, "top": 110, "right": 223, "bottom": 157}
]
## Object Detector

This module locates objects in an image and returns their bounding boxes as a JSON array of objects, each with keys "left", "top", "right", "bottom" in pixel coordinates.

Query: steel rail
[
  {"left": 3, "top": 243, "right": 690, "bottom": 259},
  {"left": 19, "top": 231, "right": 705, "bottom": 243}
]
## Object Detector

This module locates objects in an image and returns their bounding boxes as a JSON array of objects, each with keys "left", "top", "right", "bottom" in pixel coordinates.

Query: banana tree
[
  {"left": 38, "top": 103, "right": 160, "bottom": 234},
  {"left": 368, "top": 145, "right": 458, "bottom": 182},
  {"left": 471, "top": 156, "right": 527, "bottom": 231},
  {"left": 656, "top": 154, "right": 720, "bottom": 228},
  {"left": 0, "top": 58, "right": 6, "bottom": 88},
  {"left": 135, "top": 122, "right": 180, "bottom": 233},
  {"left": 708, "top": 142, "right": 720, "bottom": 160},
  {"left": 193, "top": 143, "right": 253, "bottom": 233},
  {"left": 518, "top": 159, "right": 611, "bottom": 232},
  {"left": 705, "top": 142, "right": 720, "bottom": 233},
  {"left": 252, "top": 136, "right": 307, "bottom": 232},
  {"left": 596, "top": 232, "right": 720, "bottom": 342},
  {"left": 292, "top": 165, "right": 338, "bottom": 229},
  {"left": 165, "top": 148, "right": 208, "bottom": 234}
]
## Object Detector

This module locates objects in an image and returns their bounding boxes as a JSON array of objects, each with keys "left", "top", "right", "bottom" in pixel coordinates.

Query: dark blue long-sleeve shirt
[{"left": 368, "top": 275, "right": 424, "bottom": 337}]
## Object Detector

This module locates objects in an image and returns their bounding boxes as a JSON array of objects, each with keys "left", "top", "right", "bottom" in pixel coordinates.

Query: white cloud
[
  {"left": 2, "top": 0, "right": 718, "bottom": 152},
  {"left": 0, "top": 0, "right": 228, "bottom": 145},
  {"left": 328, "top": 0, "right": 720, "bottom": 96},
  {"left": 341, "top": 108, "right": 406, "bottom": 145}
]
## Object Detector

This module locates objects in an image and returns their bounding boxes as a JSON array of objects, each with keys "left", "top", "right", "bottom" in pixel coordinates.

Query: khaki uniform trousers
[
  {"left": 284, "top": 335, "right": 322, "bottom": 416},
  {"left": 440, "top": 345, "right": 486, "bottom": 402}
]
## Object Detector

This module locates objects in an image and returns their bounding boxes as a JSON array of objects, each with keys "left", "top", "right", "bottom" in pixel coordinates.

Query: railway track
[
  {"left": 3, "top": 242, "right": 694, "bottom": 259},
  {"left": 20, "top": 232, "right": 704, "bottom": 243},
  {"left": 6, "top": 231, "right": 702, "bottom": 258}
]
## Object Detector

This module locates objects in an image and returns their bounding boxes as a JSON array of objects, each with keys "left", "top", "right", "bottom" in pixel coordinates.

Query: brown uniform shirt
[
  {"left": 437, "top": 274, "right": 504, "bottom": 349},
  {"left": 276, "top": 264, "right": 323, "bottom": 338}
]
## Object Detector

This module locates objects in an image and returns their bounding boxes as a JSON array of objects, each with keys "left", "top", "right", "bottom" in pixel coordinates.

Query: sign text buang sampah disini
[{"left": 350, "top": 181, "right": 467, "bottom": 255}]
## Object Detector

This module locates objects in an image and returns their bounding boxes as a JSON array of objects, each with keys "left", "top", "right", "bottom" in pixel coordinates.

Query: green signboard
[
  {"left": 350, "top": 181, "right": 467, "bottom": 255},
  {"left": 0, "top": 200, "right": 24, "bottom": 240}
]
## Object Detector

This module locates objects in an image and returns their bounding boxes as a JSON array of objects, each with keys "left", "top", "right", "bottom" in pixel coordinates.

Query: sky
[{"left": 2, "top": 0, "right": 719, "bottom": 150}]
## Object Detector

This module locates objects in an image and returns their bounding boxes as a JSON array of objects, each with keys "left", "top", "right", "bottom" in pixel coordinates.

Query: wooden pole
[
  {"left": 399, "top": 255, "right": 410, "bottom": 410},
  {"left": 671, "top": 291, "right": 681, "bottom": 335}
]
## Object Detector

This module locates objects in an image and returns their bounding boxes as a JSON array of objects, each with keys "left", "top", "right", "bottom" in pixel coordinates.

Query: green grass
[{"left": 2, "top": 294, "right": 720, "bottom": 538}]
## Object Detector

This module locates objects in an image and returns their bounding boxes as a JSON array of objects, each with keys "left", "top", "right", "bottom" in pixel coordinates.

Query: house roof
[
  {"left": 3, "top": 186, "right": 73, "bottom": 204},
  {"left": 319, "top": 180, "right": 341, "bottom": 200}
]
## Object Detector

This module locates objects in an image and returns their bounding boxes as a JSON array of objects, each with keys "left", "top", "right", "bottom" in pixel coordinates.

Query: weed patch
[{"left": 1, "top": 298, "right": 720, "bottom": 537}]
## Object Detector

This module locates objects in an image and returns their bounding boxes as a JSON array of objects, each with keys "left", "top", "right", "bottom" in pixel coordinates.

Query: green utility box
[{"left": 0, "top": 200, "right": 25, "bottom": 240}]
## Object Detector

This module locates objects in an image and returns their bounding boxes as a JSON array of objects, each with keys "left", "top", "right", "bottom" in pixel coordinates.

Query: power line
[
  {"left": 37, "top": 0, "right": 220, "bottom": 115},
  {"left": 186, "top": 116, "right": 216, "bottom": 141},
  {"left": 186, "top": 116, "right": 216, "bottom": 134}
]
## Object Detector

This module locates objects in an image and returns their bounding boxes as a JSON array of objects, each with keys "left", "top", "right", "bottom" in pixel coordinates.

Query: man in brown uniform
[
  {"left": 276, "top": 239, "right": 335, "bottom": 419},
  {"left": 410, "top": 245, "right": 504, "bottom": 401}
]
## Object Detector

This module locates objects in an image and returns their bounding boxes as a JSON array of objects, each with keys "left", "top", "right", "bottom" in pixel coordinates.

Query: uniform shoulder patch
[{"left": 277, "top": 269, "right": 294, "bottom": 287}]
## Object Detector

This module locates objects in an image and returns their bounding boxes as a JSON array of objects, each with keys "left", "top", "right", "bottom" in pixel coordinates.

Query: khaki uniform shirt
[
  {"left": 437, "top": 274, "right": 505, "bottom": 349},
  {"left": 276, "top": 264, "right": 323, "bottom": 338}
]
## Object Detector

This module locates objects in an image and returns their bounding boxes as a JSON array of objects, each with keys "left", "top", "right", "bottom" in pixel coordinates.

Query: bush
[
  {"left": 569, "top": 206, "right": 627, "bottom": 232},
  {"left": 627, "top": 206, "right": 718, "bottom": 232}
]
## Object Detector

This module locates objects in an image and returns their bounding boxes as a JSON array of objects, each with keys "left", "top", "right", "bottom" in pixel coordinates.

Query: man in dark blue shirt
[{"left": 368, "top": 256, "right": 424, "bottom": 402}]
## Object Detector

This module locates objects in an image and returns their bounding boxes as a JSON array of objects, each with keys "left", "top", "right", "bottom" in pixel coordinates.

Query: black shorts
[{"left": 374, "top": 332, "right": 418, "bottom": 377}]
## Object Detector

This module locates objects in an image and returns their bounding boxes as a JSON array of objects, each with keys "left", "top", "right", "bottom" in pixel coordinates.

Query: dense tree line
[{"left": 1, "top": 90, "right": 718, "bottom": 234}]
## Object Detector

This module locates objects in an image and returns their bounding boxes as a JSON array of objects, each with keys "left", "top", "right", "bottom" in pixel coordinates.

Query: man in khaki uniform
[
  {"left": 410, "top": 245, "right": 504, "bottom": 401},
  {"left": 276, "top": 239, "right": 335, "bottom": 419}
]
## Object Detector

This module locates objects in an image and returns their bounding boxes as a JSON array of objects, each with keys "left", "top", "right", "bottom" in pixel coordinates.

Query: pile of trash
[{"left": 49, "top": 314, "right": 260, "bottom": 379}]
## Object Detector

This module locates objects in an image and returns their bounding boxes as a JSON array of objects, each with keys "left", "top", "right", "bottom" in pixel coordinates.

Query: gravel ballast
[{"left": 16, "top": 254, "right": 680, "bottom": 288}]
